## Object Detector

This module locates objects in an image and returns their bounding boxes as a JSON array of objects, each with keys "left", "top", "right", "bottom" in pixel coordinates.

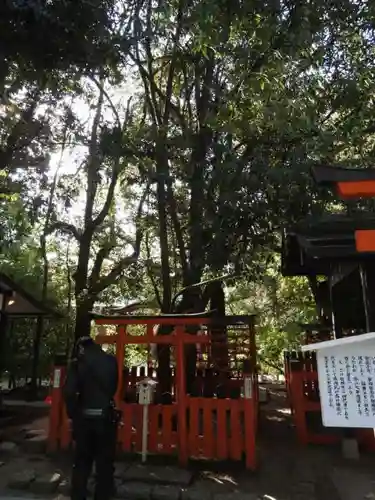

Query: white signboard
[
  {"left": 244, "top": 376, "right": 253, "bottom": 399},
  {"left": 136, "top": 378, "right": 157, "bottom": 405},
  {"left": 53, "top": 368, "right": 61, "bottom": 389},
  {"left": 302, "top": 332, "right": 375, "bottom": 428},
  {"left": 138, "top": 384, "right": 153, "bottom": 405}
]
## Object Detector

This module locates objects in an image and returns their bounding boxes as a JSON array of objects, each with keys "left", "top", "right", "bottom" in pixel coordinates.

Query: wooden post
[
  {"left": 290, "top": 371, "right": 309, "bottom": 445},
  {"left": 243, "top": 359, "right": 257, "bottom": 470},
  {"left": 115, "top": 325, "right": 126, "bottom": 408},
  {"left": 175, "top": 326, "right": 188, "bottom": 466},
  {"left": 47, "top": 356, "right": 67, "bottom": 452}
]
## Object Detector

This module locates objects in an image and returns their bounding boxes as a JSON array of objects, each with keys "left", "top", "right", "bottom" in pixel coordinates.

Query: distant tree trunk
[
  {"left": 0, "top": 298, "right": 9, "bottom": 383},
  {"left": 30, "top": 124, "right": 67, "bottom": 398},
  {"left": 65, "top": 243, "right": 73, "bottom": 355},
  {"left": 30, "top": 317, "right": 42, "bottom": 398}
]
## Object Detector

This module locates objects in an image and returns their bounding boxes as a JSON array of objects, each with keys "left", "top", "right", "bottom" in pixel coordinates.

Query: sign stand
[{"left": 136, "top": 378, "right": 157, "bottom": 463}]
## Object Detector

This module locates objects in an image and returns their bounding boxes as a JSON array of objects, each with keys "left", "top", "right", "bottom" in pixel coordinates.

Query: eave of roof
[{"left": 0, "top": 272, "right": 63, "bottom": 318}]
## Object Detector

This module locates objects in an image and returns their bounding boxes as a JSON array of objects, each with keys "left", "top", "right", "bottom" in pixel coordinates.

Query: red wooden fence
[
  {"left": 48, "top": 315, "right": 258, "bottom": 469},
  {"left": 287, "top": 351, "right": 375, "bottom": 450}
]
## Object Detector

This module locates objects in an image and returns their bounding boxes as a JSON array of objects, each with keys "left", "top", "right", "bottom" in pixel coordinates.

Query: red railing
[
  {"left": 286, "top": 351, "right": 375, "bottom": 450},
  {"left": 48, "top": 315, "right": 258, "bottom": 469}
]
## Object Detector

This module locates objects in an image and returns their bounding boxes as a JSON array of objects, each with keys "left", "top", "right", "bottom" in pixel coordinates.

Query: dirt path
[{"left": 256, "top": 385, "right": 375, "bottom": 500}]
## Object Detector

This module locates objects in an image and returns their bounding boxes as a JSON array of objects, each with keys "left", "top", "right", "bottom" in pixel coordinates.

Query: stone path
[
  {"left": 0, "top": 497, "right": 42, "bottom": 499},
  {"left": 1, "top": 460, "right": 260, "bottom": 500},
  {"left": 2, "top": 386, "right": 375, "bottom": 500},
  {"left": 330, "top": 466, "right": 375, "bottom": 500},
  {"left": 0, "top": 451, "right": 340, "bottom": 500}
]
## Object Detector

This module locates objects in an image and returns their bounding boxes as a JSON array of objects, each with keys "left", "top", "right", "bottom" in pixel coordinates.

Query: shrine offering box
[{"left": 302, "top": 333, "right": 375, "bottom": 428}]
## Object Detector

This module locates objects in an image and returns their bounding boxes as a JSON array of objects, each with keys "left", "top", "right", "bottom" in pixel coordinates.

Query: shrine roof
[
  {"left": 290, "top": 213, "right": 375, "bottom": 235},
  {"left": 281, "top": 214, "right": 375, "bottom": 276},
  {"left": 312, "top": 165, "right": 375, "bottom": 186},
  {"left": 0, "top": 272, "right": 62, "bottom": 317},
  {"left": 301, "top": 331, "right": 375, "bottom": 352}
]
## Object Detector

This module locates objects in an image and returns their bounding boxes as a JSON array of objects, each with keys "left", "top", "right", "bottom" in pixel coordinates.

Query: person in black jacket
[{"left": 63, "top": 336, "right": 119, "bottom": 500}]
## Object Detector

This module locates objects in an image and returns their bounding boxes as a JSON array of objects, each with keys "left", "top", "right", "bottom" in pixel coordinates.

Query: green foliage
[
  {"left": 0, "top": 0, "right": 118, "bottom": 78},
  {"left": 4, "top": 318, "right": 63, "bottom": 382},
  {"left": 228, "top": 258, "right": 316, "bottom": 373}
]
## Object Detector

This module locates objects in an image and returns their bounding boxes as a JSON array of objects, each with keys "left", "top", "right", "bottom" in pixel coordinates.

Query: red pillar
[
  {"left": 243, "top": 368, "right": 257, "bottom": 470},
  {"left": 290, "top": 371, "right": 309, "bottom": 445},
  {"left": 115, "top": 325, "right": 126, "bottom": 407},
  {"left": 175, "top": 326, "right": 188, "bottom": 466},
  {"left": 47, "top": 359, "right": 66, "bottom": 453}
]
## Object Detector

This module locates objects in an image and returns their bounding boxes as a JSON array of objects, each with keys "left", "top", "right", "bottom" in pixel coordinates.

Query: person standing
[{"left": 63, "top": 336, "right": 119, "bottom": 500}]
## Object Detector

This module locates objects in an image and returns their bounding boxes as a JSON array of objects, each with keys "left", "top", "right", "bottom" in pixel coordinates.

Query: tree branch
[
  {"left": 128, "top": 52, "right": 187, "bottom": 131},
  {"left": 45, "top": 221, "right": 81, "bottom": 241},
  {"left": 162, "top": 0, "right": 184, "bottom": 125},
  {"left": 89, "top": 76, "right": 121, "bottom": 129},
  {"left": 166, "top": 178, "right": 189, "bottom": 282},
  {"left": 84, "top": 76, "right": 104, "bottom": 229},
  {"left": 91, "top": 96, "right": 135, "bottom": 230},
  {"left": 145, "top": 231, "right": 162, "bottom": 308},
  {"left": 91, "top": 184, "right": 150, "bottom": 295},
  {"left": 91, "top": 160, "right": 120, "bottom": 229},
  {"left": 91, "top": 237, "right": 141, "bottom": 296},
  {"left": 258, "top": 354, "right": 284, "bottom": 375},
  {"left": 89, "top": 243, "right": 116, "bottom": 289},
  {"left": 144, "top": 0, "right": 162, "bottom": 127}
]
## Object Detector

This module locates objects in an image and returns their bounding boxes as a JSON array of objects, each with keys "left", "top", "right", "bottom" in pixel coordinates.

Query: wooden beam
[
  {"left": 355, "top": 229, "right": 375, "bottom": 252},
  {"left": 337, "top": 180, "right": 375, "bottom": 199}
]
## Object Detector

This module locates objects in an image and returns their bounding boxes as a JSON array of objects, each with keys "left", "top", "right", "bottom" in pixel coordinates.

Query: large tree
[
  {"left": 47, "top": 78, "right": 148, "bottom": 339},
  {"left": 127, "top": 0, "right": 375, "bottom": 304}
]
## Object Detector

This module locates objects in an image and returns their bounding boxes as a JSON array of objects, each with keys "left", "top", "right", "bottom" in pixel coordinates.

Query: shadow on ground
[{"left": 2, "top": 384, "right": 375, "bottom": 499}]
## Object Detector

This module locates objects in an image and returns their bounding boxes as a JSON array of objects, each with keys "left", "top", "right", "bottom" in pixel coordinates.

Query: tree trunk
[
  {"left": 65, "top": 249, "right": 73, "bottom": 356},
  {"left": 155, "top": 139, "right": 172, "bottom": 312},
  {"left": 31, "top": 138, "right": 64, "bottom": 399},
  {"left": 208, "top": 282, "right": 228, "bottom": 373},
  {"left": 154, "top": 137, "right": 173, "bottom": 401},
  {"left": 30, "top": 317, "right": 43, "bottom": 399},
  {"left": 74, "top": 300, "right": 94, "bottom": 340},
  {"left": 0, "top": 297, "right": 9, "bottom": 381}
]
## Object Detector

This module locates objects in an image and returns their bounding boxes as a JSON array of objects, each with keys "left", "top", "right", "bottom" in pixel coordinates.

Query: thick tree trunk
[
  {"left": 74, "top": 300, "right": 94, "bottom": 340},
  {"left": 208, "top": 282, "right": 228, "bottom": 372},
  {"left": 155, "top": 139, "right": 172, "bottom": 312},
  {"left": 74, "top": 231, "right": 94, "bottom": 341},
  {"left": 154, "top": 138, "right": 173, "bottom": 400}
]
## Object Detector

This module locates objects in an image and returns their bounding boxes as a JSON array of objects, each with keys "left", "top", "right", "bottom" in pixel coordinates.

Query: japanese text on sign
[{"left": 317, "top": 344, "right": 375, "bottom": 428}]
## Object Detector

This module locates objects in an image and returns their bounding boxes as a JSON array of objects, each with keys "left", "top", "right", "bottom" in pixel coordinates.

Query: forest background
[{"left": 1, "top": 0, "right": 374, "bottom": 395}]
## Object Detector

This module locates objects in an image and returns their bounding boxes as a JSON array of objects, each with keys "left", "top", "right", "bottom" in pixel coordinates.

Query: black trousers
[{"left": 71, "top": 417, "right": 117, "bottom": 500}]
